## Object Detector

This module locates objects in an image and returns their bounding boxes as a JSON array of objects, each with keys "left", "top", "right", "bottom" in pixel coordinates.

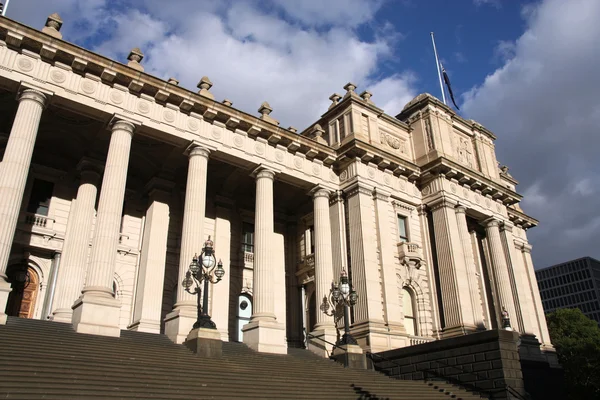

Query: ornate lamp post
[
  {"left": 501, "top": 306, "right": 513, "bottom": 331},
  {"left": 182, "top": 236, "right": 225, "bottom": 329},
  {"left": 320, "top": 269, "right": 358, "bottom": 345}
]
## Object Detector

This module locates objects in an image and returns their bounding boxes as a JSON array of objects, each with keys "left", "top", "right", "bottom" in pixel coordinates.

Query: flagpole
[
  {"left": 430, "top": 32, "right": 447, "bottom": 105},
  {"left": 1, "top": 0, "right": 10, "bottom": 16}
]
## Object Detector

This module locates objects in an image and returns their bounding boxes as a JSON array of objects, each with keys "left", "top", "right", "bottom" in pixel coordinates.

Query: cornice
[
  {"left": 507, "top": 207, "right": 539, "bottom": 229},
  {"left": 0, "top": 17, "right": 337, "bottom": 162},
  {"left": 418, "top": 157, "right": 522, "bottom": 206}
]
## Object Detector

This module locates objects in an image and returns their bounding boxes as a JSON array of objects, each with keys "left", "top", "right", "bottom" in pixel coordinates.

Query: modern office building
[
  {"left": 0, "top": 12, "right": 553, "bottom": 361},
  {"left": 536, "top": 257, "right": 600, "bottom": 324}
]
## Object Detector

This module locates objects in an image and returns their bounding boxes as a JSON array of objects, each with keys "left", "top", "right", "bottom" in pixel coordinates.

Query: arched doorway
[
  {"left": 237, "top": 294, "right": 252, "bottom": 342},
  {"left": 5, "top": 265, "right": 39, "bottom": 319}
]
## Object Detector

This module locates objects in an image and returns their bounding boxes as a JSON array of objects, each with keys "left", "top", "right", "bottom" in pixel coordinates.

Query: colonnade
[{"left": 0, "top": 90, "right": 338, "bottom": 354}]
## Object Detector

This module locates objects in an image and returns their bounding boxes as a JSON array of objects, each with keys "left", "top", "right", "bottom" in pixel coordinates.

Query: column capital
[
  {"left": 500, "top": 221, "right": 514, "bottom": 232},
  {"left": 344, "top": 181, "right": 373, "bottom": 198},
  {"left": 372, "top": 188, "right": 391, "bottom": 202},
  {"left": 251, "top": 165, "right": 278, "bottom": 181},
  {"left": 521, "top": 243, "right": 533, "bottom": 254},
  {"left": 454, "top": 204, "right": 467, "bottom": 214},
  {"left": 17, "top": 87, "right": 50, "bottom": 108},
  {"left": 329, "top": 190, "right": 345, "bottom": 206},
  {"left": 483, "top": 217, "right": 501, "bottom": 228},
  {"left": 185, "top": 140, "right": 213, "bottom": 159},
  {"left": 309, "top": 185, "right": 331, "bottom": 199},
  {"left": 109, "top": 114, "right": 139, "bottom": 134},
  {"left": 428, "top": 197, "right": 457, "bottom": 212}
]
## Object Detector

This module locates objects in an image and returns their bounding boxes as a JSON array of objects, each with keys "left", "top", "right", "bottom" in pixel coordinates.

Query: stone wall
[{"left": 370, "top": 329, "right": 525, "bottom": 399}]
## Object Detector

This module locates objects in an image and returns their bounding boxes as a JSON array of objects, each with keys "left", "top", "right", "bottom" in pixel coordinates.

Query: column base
[
  {"left": 184, "top": 328, "right": 223, "bottom": 358},
  {"left": 128, "top": 319, "right": 161, "bottom": 334},
  {"left": 331, "top": 344, "right": 367, "bottom": 369},
  {"left": 242, "top": 319, "right": 286, "bottom": 354},
  {"left": 51, "top": 308, "right": 73, "bottom": 324},
  {"left": 441, "top": 324, "right": 478, "bottom": 339},
  {"left": 0, "top": 278, "right": 11, "bottom": 325},
  {"left": 307, "top": 326, "right": 338, "bottom": 357},
  {"left": 72, "top": 294, "right": 121, "bottom": 337},
  {"left": 164, "top": 307, "right": 196, "bottom": 344}
]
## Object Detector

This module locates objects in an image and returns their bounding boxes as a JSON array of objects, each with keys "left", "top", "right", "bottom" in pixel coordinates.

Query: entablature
[
  {"left": 0, "top": 17, "right": 337, "bottom": 166},
  {"left": 418, "top": 157, "right": 522, "bottom": 206},
  {"left": 507, "top": 208, "right": 538, "bottom": 230}
]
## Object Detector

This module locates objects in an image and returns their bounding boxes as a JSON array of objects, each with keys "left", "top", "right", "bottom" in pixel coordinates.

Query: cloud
[
  {"left": 462, "top": 0, "right": 600, "bottom": 268},
  {"left": 8, "top": 0, "right": 415, "bottom": 129},
  {"left": 473, "top": 0, "right": 501, "bottom": 9}
]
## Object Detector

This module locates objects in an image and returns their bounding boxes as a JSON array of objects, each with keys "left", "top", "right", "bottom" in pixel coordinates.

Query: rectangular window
[
  {"left": 397, "top": 215, "right": 409, "bottom": 242},
  {"left": 26, "top": 179, "right": 54, "bottom": 216},
  {"left": 242, "top": 222, "right": 254, "bottom": 253},
  {"left": 309, "top": 225, "right": 315, "bottom": 254},
  {"left": 338, "top": 115, "right": 346, "bottom": 139}
]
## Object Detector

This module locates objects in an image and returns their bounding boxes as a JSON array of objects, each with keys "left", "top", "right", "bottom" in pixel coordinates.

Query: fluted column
[
  {"left": 242, "top": 166, "right": 286, "bottom": 354},
  {"left": 329, "top": 191, "right": 347, "bottom": 281},
  {"left": 484, "top": 218, "right": 517, "bottom": 330},
  {"left": 52, "top": 164, "right": 100, "bottom": 323},
  {"left": 252, "top": 167, "right": 277, "bottom": 321},
  {"left": 430, "top": 199, "right": 476, "bottom": 336},
  {"left": 521, "top": 244, "right": 553, "bottom": 348},
  {"left": 0, "top": 88, "right": 48, "bottom": 324},
  {"left": 129, "top": 178, "right": 173, "bottom": 333},
  {"left": 72, "top": 117, "right": 136, "bottom": 337},
  {"left": 311, "top": 187, "right": 335, "bottom": 330},
  {"left": 164, "top": 142, "right": 210, "bottom": 344},
  {"left": 455, "top": 205, "right": 485, "bottom": 329}
]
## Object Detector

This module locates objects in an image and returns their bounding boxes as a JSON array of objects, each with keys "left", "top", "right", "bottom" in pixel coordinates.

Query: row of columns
[
  {"left": 429, "top": 197, "right": 548, "bottom": 345},
  {"left": 0, "top": 87, "right": 338, "bottom": 355}
]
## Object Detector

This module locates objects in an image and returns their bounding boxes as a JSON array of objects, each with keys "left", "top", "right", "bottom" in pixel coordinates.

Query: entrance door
[
  {"left": 237, "top": 294, "right": 252, "bottom": 342},
  {"left": 6, "top": 266, "right": 39, "bottom": 319}
]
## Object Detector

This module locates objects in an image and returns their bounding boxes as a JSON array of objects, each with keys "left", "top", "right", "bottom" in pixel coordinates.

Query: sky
[{"left": 5, "top": 0, "right": 600, "bottom": 269}]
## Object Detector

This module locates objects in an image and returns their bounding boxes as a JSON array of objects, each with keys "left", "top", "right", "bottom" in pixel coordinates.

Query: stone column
[
  {"left": 373, "top": 189, "right": 404, "bottom": 332},
  {"left": 455, "top": 205, "right": 485, "bottom": 329},
  {"left": 242, "top": 166, "right": 286, "bottom": 354},
  {"left": 311, "top": 187, "right": 335, "bottom": 329},
  {"left": 164, "top": 142, "right": 210, "bottom": 344},
  {"left": 129, "top": 178, "right": 173, "bottom": 333},
  {"left": 41, "top": 251, "right": 61, "bottom": 320},
  {"left": 72, "top": 117, "right": 136, "bottom": 337},
  {"left": 52, "top": 163, "right": 100, "bottom": 323},
  {"left": 484, "top": 218, "right": 517, "bottom": 330},
  {"left": 329, "top": 190, "right": 347, "bottom": 280},
  {"left": 418, "top": 206, "right": 441, "bottom": 338},
  {"left": 521, "top": 244, "right": 553, "bottom": 348},
  {"left": 0, "top": 88, "right": 48, "bottom": 324},
  {"left": 430, "top": 199, "right": 476, "bottom": 336},
  {"left": 308, "top": 187, "right": 337, "bottom": 353}
]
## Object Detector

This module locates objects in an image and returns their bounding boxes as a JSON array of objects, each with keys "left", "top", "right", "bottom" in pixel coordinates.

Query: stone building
[{"left": 0, "top": 14, "right": 553, "bottom": 359}]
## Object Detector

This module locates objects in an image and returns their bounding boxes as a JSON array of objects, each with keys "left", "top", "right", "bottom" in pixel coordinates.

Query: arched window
[{"left": 402, "top": 288, "right": 417, "bottom": 336}]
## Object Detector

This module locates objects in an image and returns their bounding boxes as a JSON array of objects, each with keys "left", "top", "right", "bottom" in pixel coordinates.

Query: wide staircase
[{"left": 0, "top": 317, "right": 485, "bottom": 399}]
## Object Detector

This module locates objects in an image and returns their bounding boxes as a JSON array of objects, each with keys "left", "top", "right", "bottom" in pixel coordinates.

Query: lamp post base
[
  {"left": 193, "top": 314, "right": 217, "bottom": 329},
  {"left": 184, "top": 327, "right": 222, "bottom": 358},
  {"left": 337, "top": 333, "right": 358, "bottom": 346}
]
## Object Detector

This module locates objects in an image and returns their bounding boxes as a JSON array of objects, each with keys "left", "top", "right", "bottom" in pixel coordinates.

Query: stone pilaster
[
  {"left": 0, "top": 88, "right": 49, "bottom": 324},
  {"left": 455, "top": 205, "right": 485, "bottom": 329},
  {"left": 346, "top": 182, "right": 385, "bottom": 326},
  {"left": 129, "top": 178, "right": 173, "bottom": 333},
  {"left": 242, "top": 166, "right": 286, "bottom": 354},
  {"left": 52, "top": 162, "right": 100, "bottom": 323},
  {"left": 430, "top": 199, "right": 476, "bottom": 336},
  {"left": 164, "top": 142, "right": 210, "bottom": 344},
  {"left": 418, "top": 206, "right": 441, "bottom": 338},
  {"left": 329, "top": 191, "right": 347, "bottom": 282},
  {"left": 211, "top": 197, "right": 232, "bottom": 341},
  {"left": 521, "top": 244, "right": 553, "bottom": 348},
  {"left": 72, "top": 117, "right": 136, "bottom": 337},
  {"left": 373, "top": 189, "right": 404, "bottom": 332},
  {"left": 484, "top": 218, "right": 517, "bottom": 330}
]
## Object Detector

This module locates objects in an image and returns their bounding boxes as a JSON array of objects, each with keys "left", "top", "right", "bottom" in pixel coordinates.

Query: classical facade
[{"left": 0, "top": 14, "right": 553, "bottom": 358}]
